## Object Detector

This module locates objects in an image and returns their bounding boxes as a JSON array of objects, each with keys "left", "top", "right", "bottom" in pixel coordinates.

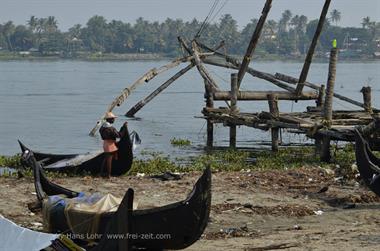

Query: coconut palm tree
[
  {"left": 361, "top": 16, "right": 371, "bottom": 29},
  {"left": 1, "top": 21, "right": 15, "bottom": 51},
  {"left": 45, "top": 16, "right": 58, "bottom": 33},
  {"left": 27, "top": 16, "right": 38, "bottom": 32},
  {"left": 279, "top": 10, "right": 292, "bottom": 32},
  {"left": 330, "top": 9, "right": 341, "bottom": 26}
]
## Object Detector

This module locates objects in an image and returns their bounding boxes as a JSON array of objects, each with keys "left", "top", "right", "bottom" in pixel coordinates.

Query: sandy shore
[{"left": 1, "top": 167, "right": 379, "bottom": 250}]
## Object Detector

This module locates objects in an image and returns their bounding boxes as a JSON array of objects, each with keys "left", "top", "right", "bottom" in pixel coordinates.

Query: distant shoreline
[{"left": 0, "top": 52, "right": 378, "bottom": 63}]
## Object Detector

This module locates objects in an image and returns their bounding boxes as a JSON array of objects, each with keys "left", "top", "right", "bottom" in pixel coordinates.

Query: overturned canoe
[
  {"left": 354, "top": 129, "right": 380, "bottom": 197},
  {"left": 19, "top": 124, "right": 136, "bottom": 176},
  {"left": 24, "top": 150, "right": 211, "bottom": 250}
]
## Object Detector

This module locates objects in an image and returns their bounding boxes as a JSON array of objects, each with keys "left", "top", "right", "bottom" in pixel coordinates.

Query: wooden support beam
[
  {"left": 191, "top": 41, "right": 219, "bottom": 92},
  {"left": 316, "top": 85, "right": 325, "bottom": 108},
  {"left": 213, "top": 90, "right": 318, "bottom": 101},
  {"left": 295, "top": 0, "right": 332, "bottom": 95},
  {"left": 178, "top": 36, "right": 192, "bottom": 55},
  {"left": 125, "top": 63, "right": 194, "bottom": 117},
  {"left": 320, "top": 47, "right": 338, "bottom": 162},
  {"left": 237, "top": 0, "right": 272, "bottom": 88},
  {"left": 230, "top": 74, "right": 238, "bottom": 148},
  {"left": 268, "top": 94, "right": 280, "bottom": 151},
  {"left": 361, "top": 86, "right": 373, "bottom": 113},
  {"left": 275, "top": 72, "right": 371, "bottom": 110},
  {"left": 205, "top": 81, "right": 214, "bottom": 148}
]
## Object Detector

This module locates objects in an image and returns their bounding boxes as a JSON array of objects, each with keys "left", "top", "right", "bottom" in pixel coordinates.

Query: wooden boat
[
  {"left": 354, "top": 129, "right": 380, "bottom": 197},
  {"left": 23, "top": 150, "right": 211, "bottom": 250},
  {"left": 18, "top": 123, "right": 134, "bottom": 176}
]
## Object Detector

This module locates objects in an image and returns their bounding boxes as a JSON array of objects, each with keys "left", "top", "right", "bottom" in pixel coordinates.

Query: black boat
[
  {"left": 354, "top": 129, "right": 380, "bottom": 197},
  {"left": 19, "top": 123, "right": 135, "bottom": 176},
  {"left": 23, "top": 150, "right": 211, "bottom": 250}
]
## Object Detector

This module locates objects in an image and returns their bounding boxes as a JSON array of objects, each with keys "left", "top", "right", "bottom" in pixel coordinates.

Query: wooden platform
[{"left": 202, "top": 107, "right": 379, "bottom": 142}]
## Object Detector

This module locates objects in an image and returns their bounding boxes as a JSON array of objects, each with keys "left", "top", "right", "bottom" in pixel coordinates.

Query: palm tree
[
  {"left": 27, "top": 16, "right": 38, "bottom": 32},
  {"left": 279, "top": 10, "right": 292, "bottom": 32},
  {"left": 45, "top": 16, "right": 58, "bottom": 33},
  {"left": 330, "top": 9, "right": 341, "bottom": 26},
  {"left": 68, "top": 24, "right": 82, "bottom": 38},
  {"left": 2, "top": 21, "right": 15, "bottom": 51},
  {"left": 362, "top": 16, "right": 371, "bottom": 29}
]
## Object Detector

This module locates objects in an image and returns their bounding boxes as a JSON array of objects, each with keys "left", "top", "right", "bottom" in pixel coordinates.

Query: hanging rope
[{"left": 195, "top": 0, "right": 220, "bottom": 38}]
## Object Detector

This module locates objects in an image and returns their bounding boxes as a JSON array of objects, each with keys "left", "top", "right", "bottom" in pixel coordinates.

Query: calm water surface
[{"left": 0, "top": 60, "right": 379, "bottom": 158}]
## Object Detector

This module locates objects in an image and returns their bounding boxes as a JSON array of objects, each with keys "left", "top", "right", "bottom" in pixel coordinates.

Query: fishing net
[{"left": 43, "top": 193, "right": 137, "bottom": 240}]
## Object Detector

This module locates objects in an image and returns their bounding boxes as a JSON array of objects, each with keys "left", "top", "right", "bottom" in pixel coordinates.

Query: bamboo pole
[
  {"left": 230, "top": 74, "right": 238, "bottom": 148},
  {"left": 237, "top": 0, "right": 272, "bottom": 88},
  {"left": 213, "top": 90, "right": 318, "bottom": 100},
  {"left": 321, "top": 47, "right": 338, "bottom": 162},
  {"left": 125, "top": 63, "right": 194, "bottom": 117},
  {"left": 295, "top": 0, "right": 332, "bottom": 95},
  {"left": 268, "top": 94, "right": 280, "bottom": 151},
  {"left": 361, "top": 86, "right": 372, "bottom": 113},
  {"left": 89, "top": 56, "right": 193, "bottom": 136}
]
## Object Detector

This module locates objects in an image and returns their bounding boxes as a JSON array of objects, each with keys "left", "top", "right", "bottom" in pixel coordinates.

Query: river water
[{"left": 0, "top": 60, "right": 379, "bottom": 158}]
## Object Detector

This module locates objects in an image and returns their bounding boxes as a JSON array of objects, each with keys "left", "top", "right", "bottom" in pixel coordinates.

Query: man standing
[{"left": 99, "top": 112, "right": 127, "bottom": 178}]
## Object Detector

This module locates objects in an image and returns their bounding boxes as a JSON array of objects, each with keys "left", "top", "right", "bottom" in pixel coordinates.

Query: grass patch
[
  {"left": 170, "top": 137, "right": 191, "bottom": 146},
  {"left": 0, "top": 144, "right": 366, "bottom": 178},
  {"left": 0, "top": 155, "right": 22, "bottom": 168}
]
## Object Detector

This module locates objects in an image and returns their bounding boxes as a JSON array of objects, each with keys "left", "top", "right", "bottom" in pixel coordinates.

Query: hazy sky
[{"left": 1, "top": 0, "right": 379, "bottom": 31}]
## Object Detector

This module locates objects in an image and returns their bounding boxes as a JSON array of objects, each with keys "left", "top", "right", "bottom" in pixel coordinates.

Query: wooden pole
[
  {"left": 205, "top": 81, "right": 214, "bottom": 148},
  {"left": 125, "top": 64, "right": 194, "bottom": 117},
  {"left": 237, "top": 0, "right": 272, "bottom": 88},
  {"left": 268, "top": 94, "right": 280, "bottom": 151},
  {"left": 361, "top": 86, "right": 372, "bottom": 113},
  {"left": 295, "top": 0, "right": 332, "bottom": 95},
  {"left": 320, "top": 47, "right": 338, "bottom": 162},
  {"left": 230, "top": 73, "right": 238, "bottom": 148},
  {"left": 316, "top": 85, "right": 325, "bottom": 108},
  {"left": 213, "top": 90, "right": 318, "bottom": 100}
]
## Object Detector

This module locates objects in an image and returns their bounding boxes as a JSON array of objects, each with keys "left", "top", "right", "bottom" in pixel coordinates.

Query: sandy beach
[{"left": 1, "top": 167, "right": 379, "bottom": 251}]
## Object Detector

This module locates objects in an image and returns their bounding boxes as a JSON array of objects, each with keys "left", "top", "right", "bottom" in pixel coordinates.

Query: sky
[{"left": 0, "top": 0, "right": 379, "bottom": 31}]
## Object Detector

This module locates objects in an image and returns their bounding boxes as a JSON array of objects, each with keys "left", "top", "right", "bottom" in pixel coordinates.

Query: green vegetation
[
  {"left": 129, "top": 145, "right": 361, "bottom": 175},
  {"left": 170, "top": 137, "right": 191, "bottom": 146},
  {"left": 0, "top": 144, "right": 369, "bottom": 177},
  {"left": 0, "top": 10, "right": 379, "bottom": 60},
  {"left": 0, "top": 154, "right": 21, "bottom": 168}
]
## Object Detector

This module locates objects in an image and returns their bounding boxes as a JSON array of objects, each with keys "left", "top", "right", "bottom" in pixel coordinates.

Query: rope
[
  {"left": 208, "top": 0, "right": 229, "bottom": 25},
  {"left": 195, "top": 0, "right": 220, "bottom": 38}
]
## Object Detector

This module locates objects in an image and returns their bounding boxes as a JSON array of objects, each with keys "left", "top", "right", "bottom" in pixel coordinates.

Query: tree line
[{"left": 0, "top": 10, "right": 379, "bottom": 58}]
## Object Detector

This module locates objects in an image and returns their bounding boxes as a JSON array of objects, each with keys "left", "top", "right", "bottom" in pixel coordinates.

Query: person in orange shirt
[{"left": 99, "top": 112, "right": 127, "bottom": 178}]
